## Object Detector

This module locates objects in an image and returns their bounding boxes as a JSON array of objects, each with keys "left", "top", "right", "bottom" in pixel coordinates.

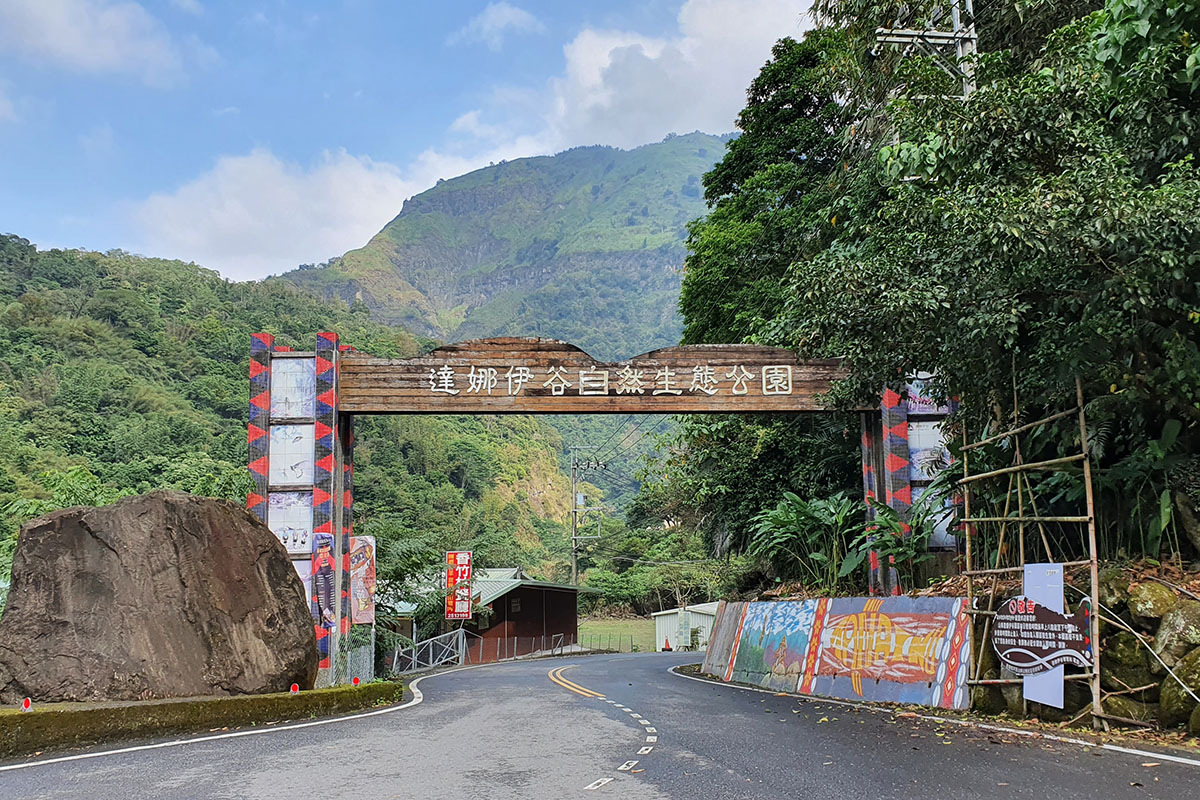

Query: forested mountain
[
  {"left": 280, "top": 132, "right": 729, "bottom": 362},
  {"left": 0, "top": 235, "right": 576, "bottom": 600}
]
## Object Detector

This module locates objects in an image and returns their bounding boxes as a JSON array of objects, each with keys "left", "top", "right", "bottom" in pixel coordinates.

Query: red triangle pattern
[
  {"left": 275, "top": 346, "right": 293, "bottom": 352},
  {"left": 246, "top": 492, "right": 265, "bottom": 508},
  {"left": 251, "top": 332, "right": 272, "bottom": 346},
  {"left": 315, "top": 356, "right": 334, "bottom": 375},
  {"left": 247, "top": 423, "right": 266, "bottom": 443},
  {"left": 342, "top": 553, "right": 351, "bottom": 571},
  {"left": 314, "top": 420, "right": 333, "bottom": 440},
  {"left": 250, "top": 390, "right": 270, "bottom": 410},
  {"left": 340, "top": 617, "right": 350, "bottom": 634},
  {"left": 312, "top": 487, "right": 332, "bottom": 506},
  {"left": 314, "top": 625, "right": 328, "bottom": 640},
  {"left": 315, "top": 454, "right": 335, "bottom": 472},
  {"left": 885, "top": 422, "right": 908, "bottom": 440},
  {"left": 316, "top": 389, "right": 337, "bottom": 408},
  {"left": 249, "top": 359, "right": 268, "bottom": 378},
  {"left": 314, "top": 520, "right": 333, "bottom": 534},
  {"left": 881, "top": 387, "right": 902, "bottom": 409},
  {"left": 892, "top": 485, "right": 912, "bottom": 505},
  {"left": 343, "top": 490, "right": 352, "bottom": 505},
  {"left": 317, "top": 332, "right": 338, "bottom": 343},
  {"left": 885, "top": 452, "right": 908, "bottom": 473},
  {"left": 248, "top": 456, "right": 269, "bottom": 475}
]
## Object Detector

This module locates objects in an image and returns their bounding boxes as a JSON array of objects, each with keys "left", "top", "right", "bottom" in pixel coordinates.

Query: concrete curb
[{"left": 0, "top": 680, "right": 405, "bottom": 760}]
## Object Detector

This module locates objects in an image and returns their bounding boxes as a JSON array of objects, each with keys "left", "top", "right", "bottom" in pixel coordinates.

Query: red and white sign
[{"left": 445, "top": 550, "right": 473, "bottom": 620}]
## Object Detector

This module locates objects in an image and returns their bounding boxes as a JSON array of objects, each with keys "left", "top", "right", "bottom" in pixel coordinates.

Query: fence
[
  {"left": 460, "top": 633, "right": 576, "bottom": 663},
  {"left": 388, "top": 628, "right": 470, "bottom": 674},
  {"left": 578, "top": 633, "right": 640, "bottom": 653}
]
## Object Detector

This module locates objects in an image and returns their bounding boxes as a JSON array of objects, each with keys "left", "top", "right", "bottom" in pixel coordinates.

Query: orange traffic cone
[{"left": 663, "top": 636, "right": 672, "bottom": 652}]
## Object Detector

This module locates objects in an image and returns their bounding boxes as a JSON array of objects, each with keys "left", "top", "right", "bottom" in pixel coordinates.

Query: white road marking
[
  {"left": 638, "top": 746, "right": 654, "bottom": 755},
  {"left": 0, "top": 661, "right": 506, "bottom": 774},
  {"left": 639, "top": 719, "right": 652, "bottom": 726},
  {"left": 585, "top": 777, "right": 614, "bottom": 790},
  {"left": 646, "top": 736, "right": 657, "bottom": 743},
  {"left": 666, "top": 665, "right": 1200, "bottom": 770},
  {"left": 618, "top": 706, "right": 631, "bottom": 712},
  {"left": 630, "top": 713, "right": 642, "bottom": 719},
  {"left": 644, "top": 727, "right": 656, "bottom": 733},
  {"left": 618, "top": 760, "right": 639, "bottom": 771},
  {"left": 605, "top": 700, "right": 616, "bottom": 704}
]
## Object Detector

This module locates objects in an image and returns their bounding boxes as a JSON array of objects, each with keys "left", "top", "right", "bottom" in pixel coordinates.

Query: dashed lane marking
[
  {"left": 638, "top": 746, "right": 654, "bottom": 755},
  {"left": 618, "top": 760, "right": 639, "bottom": 771},
  {"left": 644, "top": 727, "right": 656, "bottom": 733},
  {"left": 646, "top": 736, "right": 657, "bottom": 743},
  {"left": 585, "top": 778, "right": 614, "bottom": 790}
]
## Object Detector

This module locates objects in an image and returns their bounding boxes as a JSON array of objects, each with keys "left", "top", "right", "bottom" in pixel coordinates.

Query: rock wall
[{"left": 0, "top": 491, "right": 318, "bottom": 702}]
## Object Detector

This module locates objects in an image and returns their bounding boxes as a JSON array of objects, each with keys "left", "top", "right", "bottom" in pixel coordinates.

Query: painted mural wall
[{"left": 704, "top": 597, "right": 971, "bottom": 709}]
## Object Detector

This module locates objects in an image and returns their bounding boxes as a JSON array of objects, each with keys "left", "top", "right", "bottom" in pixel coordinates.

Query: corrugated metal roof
[
  {"left": 651, "top": 601, "right": 721, "bottom": 617},
  {"left": 471, "top": 568, "right": 596, "bottom": 606}
]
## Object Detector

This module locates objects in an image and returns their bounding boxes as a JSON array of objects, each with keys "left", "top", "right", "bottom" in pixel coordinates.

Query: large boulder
[
  {"left": 1101, "top": 631, "right": 1158, "bottom": 701},
  {"left": 1129, "top": 582, "right": 1178, "bottom": 630},
  {"left": 1159, "top": 646, "right": 1200, "bottom": 727},
  {"left": 1097, "top": 567, "right": 1129, "bottom": 613},
  {"left": 1154, "top": 600, "right": 1200, "bottom": 668},
  {"left": 0, "top": 491, "right": 317, "bottom": 702}
]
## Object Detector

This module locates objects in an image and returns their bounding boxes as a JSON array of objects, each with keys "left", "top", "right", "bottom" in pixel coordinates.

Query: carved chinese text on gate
[{"left": 338, "top": 337, "right": 855, "bottom": 414}]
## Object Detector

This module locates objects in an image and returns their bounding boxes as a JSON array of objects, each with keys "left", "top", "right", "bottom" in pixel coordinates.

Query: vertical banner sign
[
  {"left": 349, "top": 536, "right": 377, "bottom": 625},
  {"left": 445, "top": 551, "right": 473, "bottom": 620}
]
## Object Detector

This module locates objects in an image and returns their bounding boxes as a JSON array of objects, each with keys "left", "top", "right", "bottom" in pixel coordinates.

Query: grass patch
[{"left": 579, "top": 617, "right": 656, "bottom": 653}]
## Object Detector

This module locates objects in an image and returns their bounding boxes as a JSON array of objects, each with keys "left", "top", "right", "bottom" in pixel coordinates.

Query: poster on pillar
[
  {"left": 349, "top": 536, "right": 377, "bottom": 625},
  {"left": 312, "top": 533, "right": 337, "bottom": 650}
]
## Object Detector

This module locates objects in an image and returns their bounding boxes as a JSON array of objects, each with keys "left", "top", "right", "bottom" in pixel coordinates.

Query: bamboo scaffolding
[
  {"left": 957, "top": 453, "right": 1085, "bottom": 484},
  {"left": 960, "top": 407, "right": 1080, "bottom": 451}
]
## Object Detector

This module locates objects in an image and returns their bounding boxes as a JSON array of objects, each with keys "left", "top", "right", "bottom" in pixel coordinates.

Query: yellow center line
[{"left": 548, "top": 666, "right": 606, "bottom": 699}]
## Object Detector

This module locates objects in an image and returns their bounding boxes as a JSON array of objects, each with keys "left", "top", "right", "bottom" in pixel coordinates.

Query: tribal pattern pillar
[{"left": 247, "top": 333, "right": 273, "bottom": 522}]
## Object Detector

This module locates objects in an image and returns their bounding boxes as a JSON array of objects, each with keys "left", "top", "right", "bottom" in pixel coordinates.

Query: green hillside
[
  {"left": 280, "top": 132, "right": 730, "bottom": 362},
  {"left": 0, "top": 235, "right": 576, "bottom": 601}
]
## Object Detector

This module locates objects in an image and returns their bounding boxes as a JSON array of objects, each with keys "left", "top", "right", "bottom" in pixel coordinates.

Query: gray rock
[
  {"left": 1154, "top": 600, "right": 1200, "bottom": 668},
  {"left": 1159, "top": 645, "right": 1200, "bottom": 728},
  {"left": 1129, "top": 582, "right": 1178, "bottom": 630},
  {"left": 1097, "top": 567, "right": 1129, "bottom": 613},
  {"left": 0, "top": 491, "right": 317, "bottom": 702},
  {"left": 1101, "top": 631, "right": 1158, "bottom": 700}
]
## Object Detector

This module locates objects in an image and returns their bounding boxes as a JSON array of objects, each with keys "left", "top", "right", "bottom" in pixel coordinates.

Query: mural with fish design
[{"left": 707, "top": 597, "right": 971, "bottom": 710}]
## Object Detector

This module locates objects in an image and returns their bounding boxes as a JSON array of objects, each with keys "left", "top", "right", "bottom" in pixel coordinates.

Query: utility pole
[
  {"left": 568, "top": 446, "right": 605, "bottom": 585},
  {"left": 875, "top": 1, "right": 978, "bottom": 98},
  {"left": 570, "top": 454, "right": 578, "bottom": 584}
]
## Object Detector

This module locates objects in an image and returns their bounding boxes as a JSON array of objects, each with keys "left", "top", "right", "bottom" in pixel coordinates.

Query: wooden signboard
[
  {"left": 992, "top": 596, "right": 1092, "bottom": 676},
  {"left": 340, "top": 337, "right": 853, "bottom": 414}
]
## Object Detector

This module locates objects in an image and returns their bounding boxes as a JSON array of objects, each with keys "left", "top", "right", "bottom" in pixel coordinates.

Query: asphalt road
[{"left": 2, "top": 652, "right": 1198, "bottom": 799}]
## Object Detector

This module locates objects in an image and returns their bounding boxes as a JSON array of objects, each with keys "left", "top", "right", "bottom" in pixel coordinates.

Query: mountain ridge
[{"left": 280, "top": 131, "right": 731, "bottom": 361}]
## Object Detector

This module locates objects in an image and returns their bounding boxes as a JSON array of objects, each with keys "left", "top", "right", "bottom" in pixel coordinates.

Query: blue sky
[{"left": 0, "top": 0, "right": 811, "bottom": 280}]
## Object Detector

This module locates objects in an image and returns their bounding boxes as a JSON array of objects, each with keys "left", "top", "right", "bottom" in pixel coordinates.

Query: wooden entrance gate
[{"left": 246, "top": 333, "right": 939, "bottom": 681}]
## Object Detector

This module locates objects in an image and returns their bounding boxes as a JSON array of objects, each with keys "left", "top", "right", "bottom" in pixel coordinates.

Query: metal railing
[{"left": 389, "top": 628, "right": 471, "bottom": 674}]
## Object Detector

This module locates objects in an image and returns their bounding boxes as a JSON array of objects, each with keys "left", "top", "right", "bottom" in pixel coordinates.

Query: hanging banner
[
  {"left": 992, "top": 596, "right": 1091, "bottom": 676},
  {"left": 349, "top": 536, "right": 377, "bottom": 625},
  {"left": 445, "top": 550, "right": 473, "bottom": 620}
]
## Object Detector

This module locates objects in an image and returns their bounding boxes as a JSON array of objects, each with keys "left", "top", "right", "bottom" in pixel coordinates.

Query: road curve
[{"left": 2, "top": 652, "right": 1197, "bottom": 799}]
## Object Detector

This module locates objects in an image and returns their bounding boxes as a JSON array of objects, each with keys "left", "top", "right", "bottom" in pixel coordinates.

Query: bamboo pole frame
[{"left": 959, "top": 374, "right": 1103, "bottom": 730}]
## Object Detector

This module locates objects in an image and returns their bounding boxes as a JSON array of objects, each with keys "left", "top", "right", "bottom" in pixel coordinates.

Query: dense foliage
[
  {"left": 667, "top": 0, "right": 1200, "bottom": 575},
  {"left": 0, "top": 236, "right": 580, "bottom": 610}
]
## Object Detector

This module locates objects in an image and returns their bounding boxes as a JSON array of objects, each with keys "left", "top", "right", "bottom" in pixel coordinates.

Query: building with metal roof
[{"left": 455, "top": 568, "right": 596, "bottom": 662}]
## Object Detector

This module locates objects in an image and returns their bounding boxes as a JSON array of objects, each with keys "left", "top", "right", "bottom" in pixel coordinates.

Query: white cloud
[
  {"left": 169, "top": 0, "right": 202, "bottom": 14},
  {"left": 132, "top": 0, "right": 811, "bottom": 279},
  {"left": 541, "top": 0, "right": 810, "bottom": 149},
  {"left": 448, "top": 2, "right": 546, "bottom": 52},
  {"left": 0, "top": 0, "right": 182, "bottom": 85}
]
